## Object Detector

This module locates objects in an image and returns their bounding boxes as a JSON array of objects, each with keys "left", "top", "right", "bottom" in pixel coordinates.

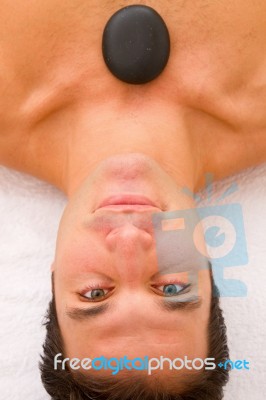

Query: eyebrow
[
  {"left": 158, "top": 296, "right": 203, "bottom": 311},
  {"left": 66, "top": 296, "right": 202, "bottom": 322},
  {"left": 66, "top": 303, "right": 110, "bottom": 321}
]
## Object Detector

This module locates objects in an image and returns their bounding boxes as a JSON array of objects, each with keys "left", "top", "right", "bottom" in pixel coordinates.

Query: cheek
[{"left": 55, "top": 234, "right": 108, "bottom": 279}]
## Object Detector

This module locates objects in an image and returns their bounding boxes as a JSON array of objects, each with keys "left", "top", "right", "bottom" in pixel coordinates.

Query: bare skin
[
  {"left": 0, "top": 0, "right": 265, "bottom": 389},
  {"left": 0, "top": 0, "right": 266, "bottom": 196}
]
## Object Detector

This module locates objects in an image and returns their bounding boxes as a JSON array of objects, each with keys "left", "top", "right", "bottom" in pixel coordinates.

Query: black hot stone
[{"left": 102, "top": 5, "right": 171, "bottom": 84}]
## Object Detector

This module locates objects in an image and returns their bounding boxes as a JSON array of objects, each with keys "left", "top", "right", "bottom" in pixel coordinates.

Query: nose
[{"left": 106, "top": 223, "right": 153, "bottom": 254}]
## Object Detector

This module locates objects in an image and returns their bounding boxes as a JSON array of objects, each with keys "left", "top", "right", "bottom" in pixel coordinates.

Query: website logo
[
  {"left": 152, "top": 175, "right": 248, "bottom": 297},
  {"left": 54, "top": 354, "right": 250, "bottom": 375}
]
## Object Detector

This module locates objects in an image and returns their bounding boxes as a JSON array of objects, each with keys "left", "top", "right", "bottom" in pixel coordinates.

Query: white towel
[{"left": 0, "top": 165, "right": 265, "bottom": 400}]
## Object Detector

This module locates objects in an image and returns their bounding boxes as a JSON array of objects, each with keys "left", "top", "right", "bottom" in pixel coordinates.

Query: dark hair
[{"left": 40, "top": 276, "right": 229, "bottom": 400}]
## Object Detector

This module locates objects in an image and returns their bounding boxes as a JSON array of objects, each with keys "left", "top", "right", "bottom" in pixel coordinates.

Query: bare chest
[{"left": 0, "top": 0, "right": 266, "bottom": 177}]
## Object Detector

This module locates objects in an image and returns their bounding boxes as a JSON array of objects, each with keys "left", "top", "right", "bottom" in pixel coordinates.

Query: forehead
[{"left": 63, "top": 311, "right": 209, "bottom": 362}]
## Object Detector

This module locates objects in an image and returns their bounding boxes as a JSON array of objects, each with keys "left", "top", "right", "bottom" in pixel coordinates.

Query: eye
[
  {"left": 83, "top": 288, "right": 110, "bottom": 301},
  {"left": 157, "top": 283, "right": 191, "bottom": 297}
]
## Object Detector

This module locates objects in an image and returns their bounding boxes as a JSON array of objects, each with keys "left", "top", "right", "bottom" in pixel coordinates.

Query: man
[
  {"left": 40, "top": 154, "right": 229, "bottom": 399},
  {"left": 0, "top": 0, "right": 265, "bottom": 398}
]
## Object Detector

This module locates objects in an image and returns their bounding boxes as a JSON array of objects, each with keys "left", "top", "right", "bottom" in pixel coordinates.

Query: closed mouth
[{"left": 96, "top": 194, "right": 162, "bottom": 212}]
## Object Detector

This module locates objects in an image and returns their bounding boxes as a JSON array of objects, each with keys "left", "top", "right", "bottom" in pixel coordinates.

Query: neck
[{"left": 60, "top": 101, "right": 200, "bottom": 198}]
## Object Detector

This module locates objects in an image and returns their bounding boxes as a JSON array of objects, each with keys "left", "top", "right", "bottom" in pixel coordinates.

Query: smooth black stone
[{"left": 102, "top": 5, "right": 170, "bottom": 84}]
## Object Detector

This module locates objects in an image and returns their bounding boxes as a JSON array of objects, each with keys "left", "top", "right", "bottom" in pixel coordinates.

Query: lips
[{"left": 96, "top": 195, "right": 162, "bottom": 212}]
